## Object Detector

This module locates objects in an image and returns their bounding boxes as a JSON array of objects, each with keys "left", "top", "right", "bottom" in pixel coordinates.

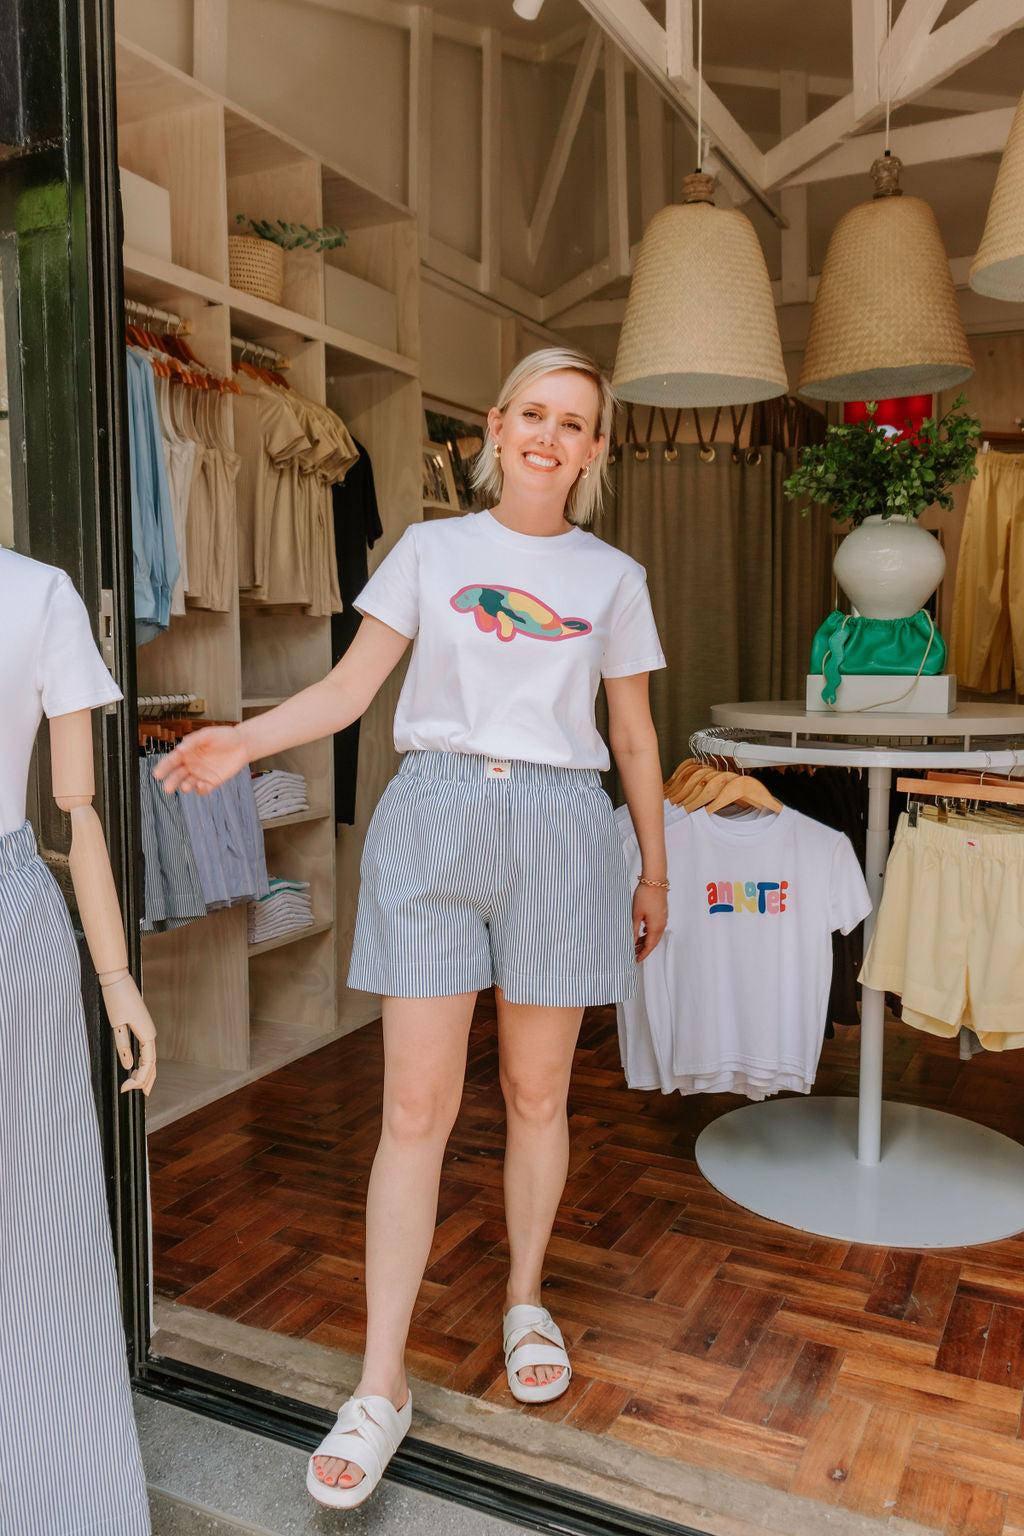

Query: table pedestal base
[{"left": 695, "top": 1097, "right": 1024, "bottom": 1248}]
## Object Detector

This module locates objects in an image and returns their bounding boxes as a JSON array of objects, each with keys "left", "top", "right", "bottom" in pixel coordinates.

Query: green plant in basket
[
  {"left": 235, "top": 214, "right": 347, "bottom": 252},
  {"left": 783, "top": 395, "right": 981, "bottom": 526}
]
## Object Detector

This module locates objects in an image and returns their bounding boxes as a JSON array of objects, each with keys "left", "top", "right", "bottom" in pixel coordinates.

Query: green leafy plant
[
  {"left": 234, "top": 214, "right": 347, "bottom": 252},
  {"left": 783, "top": 395, "right": 981, "bottom": 526}
]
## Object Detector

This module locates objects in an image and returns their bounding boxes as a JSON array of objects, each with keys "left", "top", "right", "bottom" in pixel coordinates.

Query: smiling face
[{"left": 488, "top": 369, "right": 604, "bottom": 507}]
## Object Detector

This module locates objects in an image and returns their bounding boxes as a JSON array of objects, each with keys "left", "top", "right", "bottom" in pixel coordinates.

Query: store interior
[{"left": 105, "top": 1, "right": 1024, "bottom": 1531}]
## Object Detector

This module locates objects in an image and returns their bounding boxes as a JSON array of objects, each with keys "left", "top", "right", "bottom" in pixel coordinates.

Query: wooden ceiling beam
[
  {"left": 526, "top": 24, "right": 603, "bottom": 266},
  {"left": 898, "top": 0, "right": 1024, "bottom": 104},
  {"left": 779, "top": 103, "right": 1016, "bottom": 187}
]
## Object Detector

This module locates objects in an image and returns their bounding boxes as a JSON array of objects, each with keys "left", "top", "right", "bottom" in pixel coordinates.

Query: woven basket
[{"left": 228, "top": 235, "right": 284, "bottom": 305}]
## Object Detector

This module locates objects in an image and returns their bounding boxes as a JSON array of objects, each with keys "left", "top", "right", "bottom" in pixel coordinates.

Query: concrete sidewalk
[{"left": 139, "top": 1396, "right": 532, "bottom": 1536}]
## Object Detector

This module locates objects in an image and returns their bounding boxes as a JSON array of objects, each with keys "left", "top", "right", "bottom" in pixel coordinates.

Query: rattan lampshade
[
  {"left": 971, "top": 92, "right": 1024, "bottom": 299},
  {"left": 798, "top": 156, "right": 973, "bottom": 401},
  {"left": 612, "top": 174, "right": 787, "bottom": 408}
]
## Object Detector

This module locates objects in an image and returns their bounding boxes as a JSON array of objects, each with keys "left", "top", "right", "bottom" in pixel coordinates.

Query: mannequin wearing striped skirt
[{"left": 0, "top": 548, "right": 156, "bottom": 1536}]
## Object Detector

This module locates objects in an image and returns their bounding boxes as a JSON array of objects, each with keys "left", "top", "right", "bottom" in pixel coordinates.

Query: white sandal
[
  {"left": 503, "top": 1303, "right": 572, "bottom": 1404},
  {"left": 306, "top": 1392, "right": 411, "bottom": 1509}
]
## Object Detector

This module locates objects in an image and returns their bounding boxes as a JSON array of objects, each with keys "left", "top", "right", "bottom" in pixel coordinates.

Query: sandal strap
[
  {"left": 312, "top": 1395, "right": 405, "bottom": 1483},
  {"left": 503, "top": 1309, "right": 565, "bottom": 1361},
  {"left": 506, "top": 1342, "right": 571, "bottom": 1375}
]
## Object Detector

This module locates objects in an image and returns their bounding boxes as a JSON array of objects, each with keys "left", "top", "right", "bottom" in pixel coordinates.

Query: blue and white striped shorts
[{"left": 348, "top": 751, "right": 638, "bottom": 1006}]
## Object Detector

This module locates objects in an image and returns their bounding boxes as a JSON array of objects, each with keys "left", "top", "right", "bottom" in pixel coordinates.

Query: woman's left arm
[{"left": 605, "top": 672, "right": 667, "bottom": 962}]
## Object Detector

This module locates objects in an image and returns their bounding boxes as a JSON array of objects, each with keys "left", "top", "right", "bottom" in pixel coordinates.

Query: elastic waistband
[
  {"left": 896, "top": 809, "right": 1024, "bottom": 861},
  {"left": 0, "top": 820, "right": 40, "bottom": 874},
  {"left": 398, "top": 750, "right": 602, "bottom": 789}
]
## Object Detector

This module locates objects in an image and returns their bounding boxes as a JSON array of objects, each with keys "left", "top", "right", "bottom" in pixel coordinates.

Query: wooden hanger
[
  {"left": 897, "top": 774, "right": 1024, "bottom": 807},
  {"left": 705, "top": 773, "right": 783, "bottom": 815}
]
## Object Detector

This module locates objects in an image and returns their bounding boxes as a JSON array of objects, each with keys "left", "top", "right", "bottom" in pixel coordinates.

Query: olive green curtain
[{"left": 598, "top": 444, "right": 831, "bottom": 784}]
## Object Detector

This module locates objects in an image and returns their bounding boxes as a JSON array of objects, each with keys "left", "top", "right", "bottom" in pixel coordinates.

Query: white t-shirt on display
[
  {"left": 616, "top": 803, "right": 872, "bottom": 1099},
  {"left": 0, "top": 548, "right": 123, "bottom": 836},
  {"left": 353, "top": 510, "right": 666, "bottom": 770}
]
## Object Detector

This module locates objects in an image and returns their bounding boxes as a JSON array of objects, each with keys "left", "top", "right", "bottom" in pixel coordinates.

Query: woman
[{"left": 155, "top": 346, "right": 669, "bottom": 1509}]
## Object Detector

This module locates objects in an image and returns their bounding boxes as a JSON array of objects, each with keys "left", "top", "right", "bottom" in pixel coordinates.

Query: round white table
[{"left": 690, "top": 702, "right": 1024, "bottom": 1249}]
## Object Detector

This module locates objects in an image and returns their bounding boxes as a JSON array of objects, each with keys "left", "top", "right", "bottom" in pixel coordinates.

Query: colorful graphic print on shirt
[
  {"left": 450, "top": 584, "right": 592, "bottom": 644},
  {"left": 707, "top": 879, "right": 789, "bottom": 915}
]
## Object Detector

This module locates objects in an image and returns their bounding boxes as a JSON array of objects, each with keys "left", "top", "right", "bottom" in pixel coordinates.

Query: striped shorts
[{"left": 347, "top": 751, "right": 638, "bottom": 1007}]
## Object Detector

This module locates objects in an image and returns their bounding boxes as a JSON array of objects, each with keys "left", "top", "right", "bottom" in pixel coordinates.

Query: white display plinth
[
  {"left": 804, "top": 672, "right": 956, "bottom": 714},
  {"left": 689, "top": 702, "right": 1024, "bottom": 1249}
]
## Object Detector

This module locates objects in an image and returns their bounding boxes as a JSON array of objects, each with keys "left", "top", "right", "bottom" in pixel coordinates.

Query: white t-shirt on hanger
[
  {"left": 617, "top": 804, "right": 872, "bottom": 1099},
  {"left": 353, "top": 510, "right": 666, "bottom": 771},
  {"left": 0, "top": 548, "right": 122, "bottom": 836}
]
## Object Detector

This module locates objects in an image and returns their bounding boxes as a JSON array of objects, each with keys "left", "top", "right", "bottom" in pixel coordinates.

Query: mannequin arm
[{"left": 50, "top": 709, "right": 157, "bottom": 1095}]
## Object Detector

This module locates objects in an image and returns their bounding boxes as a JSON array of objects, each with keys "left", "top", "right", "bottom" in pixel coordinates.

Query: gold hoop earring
[{"left": 492, "top": 442, "right": 501, "bottom": 458}]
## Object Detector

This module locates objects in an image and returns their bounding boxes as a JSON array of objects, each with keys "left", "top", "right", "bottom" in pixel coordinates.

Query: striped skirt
[{"left": 0, "top": 821, "right": 150, "bottom": 1535}]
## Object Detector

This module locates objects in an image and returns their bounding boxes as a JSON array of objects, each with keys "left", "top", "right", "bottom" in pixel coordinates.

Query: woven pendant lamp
[
  {"left": 612, "top": 172, "right": 787, "bottom": 407},
  {"left": 798, "top": 155, "right": 973, "bottom": 401},
  {"left": 971, "top": 91, "right": 1024, "bottom": 299}
]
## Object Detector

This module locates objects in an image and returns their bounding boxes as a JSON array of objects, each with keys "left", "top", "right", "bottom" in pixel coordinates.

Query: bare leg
[
  {"left": 497, "top": 988, "right": 584, "bottom": 1388},
  {"left": 314, "top": 991, "right": 477, "bottom": 1489}
]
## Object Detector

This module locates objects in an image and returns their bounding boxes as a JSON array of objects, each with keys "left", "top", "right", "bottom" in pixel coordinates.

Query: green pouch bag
[{"left": 810, "top": 610, "right": 945, "bottom": 707}]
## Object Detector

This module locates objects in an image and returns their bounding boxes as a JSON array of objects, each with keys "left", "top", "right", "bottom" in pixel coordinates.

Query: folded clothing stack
[
  {"left": 251, "top": 768, "right": 309, "bottom": 822},
  {"left": 248, "top": 876, "right": 314, "bottom": 945}
]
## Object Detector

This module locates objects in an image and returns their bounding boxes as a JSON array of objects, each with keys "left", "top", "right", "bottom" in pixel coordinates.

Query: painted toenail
[{"left": 340, "top": 1474, "right": 352, "bottom": 1483}]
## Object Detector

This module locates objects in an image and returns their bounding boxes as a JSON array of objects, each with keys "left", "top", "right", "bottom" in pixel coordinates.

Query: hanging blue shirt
[{"left": 125, "top": 348, "right": 179, "bottom": 644}]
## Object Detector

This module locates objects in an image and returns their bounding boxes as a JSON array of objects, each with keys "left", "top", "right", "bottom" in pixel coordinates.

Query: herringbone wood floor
[{"left": 149, "top": 999, "right": 1024, "bottom": 1535}]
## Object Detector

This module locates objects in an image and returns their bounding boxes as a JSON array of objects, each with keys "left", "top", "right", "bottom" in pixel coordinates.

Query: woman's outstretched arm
[{"left": 154, "top": 615, "right": 412, "bottom": 795}]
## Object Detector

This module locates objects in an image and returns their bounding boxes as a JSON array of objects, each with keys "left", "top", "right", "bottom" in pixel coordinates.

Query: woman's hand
[
  {"left": 152, "top": 724, "right": 249, "bottom": 795},
  {"left": 633, "top": 883, "right": 667, "bottom": 962}
]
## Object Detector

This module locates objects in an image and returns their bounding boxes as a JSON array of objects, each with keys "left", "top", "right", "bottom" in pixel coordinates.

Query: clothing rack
[
  {"left": 687, "top": 704, "right": 1024, "bottom": 1251},
  {"left": 137, "top": 693, "right": 204, "bottom": 718},
  {"left": 124, "top": 297, "right": 194, "bottom": 336},
  {"left": 230, "top": 335, "right": 291, "bottom": 370}
]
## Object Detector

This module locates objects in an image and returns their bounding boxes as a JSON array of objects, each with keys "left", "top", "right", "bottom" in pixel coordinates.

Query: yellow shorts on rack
[{"left": 860, "top": 812, "right": 1024, "bottom": 1040}]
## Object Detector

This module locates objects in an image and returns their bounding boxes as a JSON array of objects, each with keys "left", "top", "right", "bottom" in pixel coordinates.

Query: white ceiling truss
[
  {"left": 274, "top": 0, "right": 1024, "bottom": 330},
  {"left": 577, "top": 0, "right": 1024, "bottom": 202}
]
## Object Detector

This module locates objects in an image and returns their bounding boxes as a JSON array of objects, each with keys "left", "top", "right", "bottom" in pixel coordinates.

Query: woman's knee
[
  {"left": 382, "top": 1088, "right": 460, "bottom": 1145},
  {"left": 500, "top": 1072, "right": 567, "bottom": 1129}
]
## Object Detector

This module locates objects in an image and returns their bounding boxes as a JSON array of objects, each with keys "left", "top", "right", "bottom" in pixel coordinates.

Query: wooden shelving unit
[{"left": 120, "top": 35, "right": 423, "bottom": 1126}]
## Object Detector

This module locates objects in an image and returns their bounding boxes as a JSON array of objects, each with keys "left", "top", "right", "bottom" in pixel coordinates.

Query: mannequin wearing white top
[{"left": 0, "top": 546, "right": 153, "bottom": 1535}]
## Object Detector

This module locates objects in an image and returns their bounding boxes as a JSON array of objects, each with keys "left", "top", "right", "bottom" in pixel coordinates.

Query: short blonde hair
[{"left": 471, "top": 346, "right": 614, "bottom": 525}]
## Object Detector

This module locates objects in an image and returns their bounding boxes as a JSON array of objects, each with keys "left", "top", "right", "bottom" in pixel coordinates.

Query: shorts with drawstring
[{"left": 347, "top": 750, "right": 637, "bottom": 1005}]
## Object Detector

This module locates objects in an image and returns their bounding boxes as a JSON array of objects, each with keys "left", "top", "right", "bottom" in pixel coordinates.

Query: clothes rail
[
  {"left": 687, "top": 702, "right": 1024, "bottom": 1251},
  {"left": 124, "top": 297, "right": 193, "bottom": 336},
  {"left": 230, "top": 335, "right": 291, "bottom": 370},
  {"left": 137, "top": 693, "right": 204, "bottom": 718}
]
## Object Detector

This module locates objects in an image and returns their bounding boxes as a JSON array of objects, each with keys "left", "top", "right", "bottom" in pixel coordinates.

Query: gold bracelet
[{"left": 637, "top": 876, "right": 670, "bottom": 890}]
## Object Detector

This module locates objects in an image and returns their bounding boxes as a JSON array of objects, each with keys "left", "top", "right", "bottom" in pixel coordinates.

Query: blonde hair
[{"left": 471, "top": 346, "right": 614, "bottom": 525}]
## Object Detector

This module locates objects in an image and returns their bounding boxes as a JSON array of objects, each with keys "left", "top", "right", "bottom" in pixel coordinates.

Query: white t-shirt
[
  {"left": 353, "top": 510, "right": 666, "bottom": 770},
  {"left": 617, "top": 804, "right": 871, "bottom": 1099},
  {"left": 0, "top": 548, "right": 123, "bottom": 835}
]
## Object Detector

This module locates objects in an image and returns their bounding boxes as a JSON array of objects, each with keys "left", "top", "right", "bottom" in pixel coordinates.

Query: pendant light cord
[
  {"left": 884, "top": 0, "right": 893, "bottom": 153},
  {"left": 696, "top": 0, "right": 704, "bottom": 171}
]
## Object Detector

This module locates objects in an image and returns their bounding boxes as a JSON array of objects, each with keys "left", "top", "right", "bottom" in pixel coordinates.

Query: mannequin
[
  {"left": 0, "top": 546, "right": 154, "bottom": 1536},
  {"left": 52, "top": 707, "right": 156, "bottom": 1092}
]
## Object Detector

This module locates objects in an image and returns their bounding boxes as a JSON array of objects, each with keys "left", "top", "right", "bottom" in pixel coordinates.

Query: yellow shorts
[{"left": 859, "top": 812, "right": 1024, "bottom": 1047}]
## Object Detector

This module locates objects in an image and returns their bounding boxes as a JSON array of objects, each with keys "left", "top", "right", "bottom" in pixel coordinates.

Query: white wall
[
  {"left": 225, "top": 0, "right": 408, "bottom": 204},
  {"left": 420, "top": 279, "right": 504, "bottom": 412},
  {"left": 115, "top": 0, "right": 192, "bottom": 73}
]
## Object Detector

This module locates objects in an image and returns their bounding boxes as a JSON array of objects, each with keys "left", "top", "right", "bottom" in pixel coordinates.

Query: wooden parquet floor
[{"left": 149, "top": 999, "right": 1024, "bottom": 1535}]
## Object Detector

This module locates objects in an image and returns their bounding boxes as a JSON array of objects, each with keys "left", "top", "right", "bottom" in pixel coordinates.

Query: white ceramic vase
[{"left": 832, "top": 513, "right": 946, "bottom": 619}]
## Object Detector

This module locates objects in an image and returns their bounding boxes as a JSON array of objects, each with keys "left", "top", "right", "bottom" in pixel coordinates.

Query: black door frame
[{"left": 0, "top": 5, "right": 706, "bottom": 1533}]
